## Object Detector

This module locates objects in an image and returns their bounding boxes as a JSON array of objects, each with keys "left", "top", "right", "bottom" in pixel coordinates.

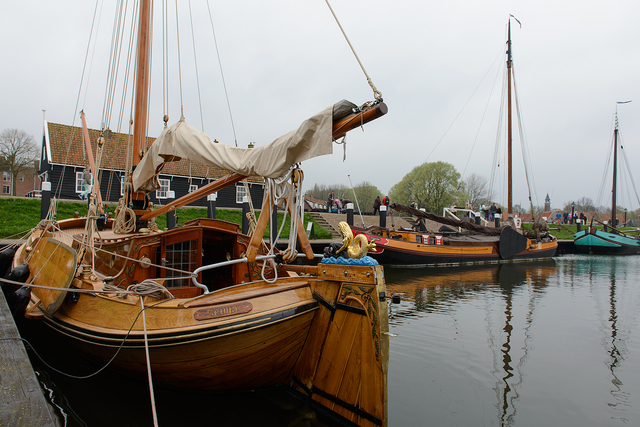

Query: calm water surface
[
  {"left": 19, "top": 255, "right": 640, "bottom": 426},
  {"left": 386, "top": 255, "right": 640, "bottom": 426}
]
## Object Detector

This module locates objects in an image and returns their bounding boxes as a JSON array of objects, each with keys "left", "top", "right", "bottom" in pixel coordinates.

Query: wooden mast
[
  {"left": 611, "top": 112, "right": 618, "bottom": 229},
  {"left": 506, "top": 20, "right": 513, "bottom": 219},
  {"left": 131, "top": 0, "right": 152, "bottom": 202}
]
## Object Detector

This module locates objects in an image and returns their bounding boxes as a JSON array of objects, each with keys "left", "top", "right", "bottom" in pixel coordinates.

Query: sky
[{"left": 2, "top": 0, "right": 639, "bottom": 212}]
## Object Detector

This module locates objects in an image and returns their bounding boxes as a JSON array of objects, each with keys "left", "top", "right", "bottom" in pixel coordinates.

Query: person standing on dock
[
  {"left": 327, "top": 191, "right": 335, "bottom": 213},
  {"left": 373, "top": 195, "right": 381, "bottom": 215},
  {"left": 383, "top": 195, "right": 390, "bottom": 215}
]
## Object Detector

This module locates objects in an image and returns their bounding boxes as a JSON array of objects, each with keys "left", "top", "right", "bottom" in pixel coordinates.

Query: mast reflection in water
[{"left": 386, "top": 256, "right": 640, "bottom": 426}]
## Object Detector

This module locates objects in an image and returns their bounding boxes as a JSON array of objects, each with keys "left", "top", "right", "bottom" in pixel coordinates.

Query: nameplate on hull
[{"left": 194, "top": 302, "right": 253, "bottom": 321}]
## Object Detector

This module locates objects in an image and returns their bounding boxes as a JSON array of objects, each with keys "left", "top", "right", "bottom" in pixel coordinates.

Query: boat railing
[
  {"left": 191, "top": 252, "right": 324, "bottom": 293},
  {"left": 191, "top": 255, "right": 277, "bottom": 293},
  {"left": 442, "top": 207, "right": 490, "bottom": 228}
]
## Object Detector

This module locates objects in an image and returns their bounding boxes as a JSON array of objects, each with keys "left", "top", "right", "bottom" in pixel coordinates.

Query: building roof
[{"left": 45, "top": 122, "right": 250, "bottom": 181}]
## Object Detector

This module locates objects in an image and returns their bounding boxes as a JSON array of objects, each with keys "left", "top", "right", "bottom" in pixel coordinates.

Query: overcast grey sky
[{"left": 2, "top": 1, "right": 639, "bottom": 211}]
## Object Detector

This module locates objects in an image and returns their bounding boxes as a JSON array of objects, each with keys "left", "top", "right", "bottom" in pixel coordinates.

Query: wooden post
[
  {"left": 241, "top": 196, "right": 250, "bottom": 234},
  {"left": 346, "top": 203, "right": 354, "bottom": 226},
  {"left": 271, "top": 204, "right": 278, "bottom": 241},
  {"left": 166, "top": 210, "right": 175, "bottom": 230},
  {"left": 207, "top": 193, "right": 216, "bottom": 219},
  {"left": 379, "top": 205, "right": 387, "bottom": 228},
  {"left": 40, "top": 181, "right": 51, "bottom": 220}
]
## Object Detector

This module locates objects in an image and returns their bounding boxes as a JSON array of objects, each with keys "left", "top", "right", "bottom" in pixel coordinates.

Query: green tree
[
  {"left": 305, "top": 183, "right": 349, "bottom": 202},
  {"left": 350, "top": 181, "right": 382, "bottom": 213},
  {"left": 305, "top": 181, "right": 382, "bottom": 213},
  {"left": 389, "top": 161, "right": 460, "bottom": 214}
]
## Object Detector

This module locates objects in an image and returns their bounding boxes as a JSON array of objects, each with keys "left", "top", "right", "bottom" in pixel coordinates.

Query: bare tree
[
  {"left": 0, "top": 129, "right": 39, "bottom": 196},
  {"left": 461, "top": 173, "right": 493, "bottom": 210}
]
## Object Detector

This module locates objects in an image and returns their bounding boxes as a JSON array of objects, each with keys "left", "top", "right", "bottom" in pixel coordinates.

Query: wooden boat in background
[
  {"left": 352, "top": 203, "right": 557, "bottom": 267},
  {"left": 6, "top": 2, "right": 389, "bottom": 426},
  {"left": 351, "top": 19, "right": 557, "bottom": 267},
  {"left": 574, "top": 104, "right": 640, "bottom": 255}
]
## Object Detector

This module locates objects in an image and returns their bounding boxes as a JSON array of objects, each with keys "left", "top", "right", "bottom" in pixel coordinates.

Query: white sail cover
[{"left": 133, "top": 104, "right": 334, "bottom": 192}]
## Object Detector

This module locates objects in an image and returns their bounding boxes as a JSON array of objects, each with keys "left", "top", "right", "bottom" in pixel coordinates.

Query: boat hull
[
  {"left": 353, "top": 228, "right": 557, "bottom": 267},
  {"left": 574, "top": 229, "right": 640, "bottom": 255},
  {"left": 15, "top": 217, "right": 389, "bottom": 427}
]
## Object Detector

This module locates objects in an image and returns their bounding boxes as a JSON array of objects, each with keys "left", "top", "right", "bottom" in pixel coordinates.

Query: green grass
[{"left": 0, "top": 198, "right": 333, "bottom": 240}]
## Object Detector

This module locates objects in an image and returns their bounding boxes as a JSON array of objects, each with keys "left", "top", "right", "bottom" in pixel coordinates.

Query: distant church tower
[{"left": 544, "top": 193, "right": 551, "bottom": 212}]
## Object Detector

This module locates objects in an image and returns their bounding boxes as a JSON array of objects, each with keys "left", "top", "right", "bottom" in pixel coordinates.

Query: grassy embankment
[{"left": 0, "top": 198, "right": 333, "bottom": 240}]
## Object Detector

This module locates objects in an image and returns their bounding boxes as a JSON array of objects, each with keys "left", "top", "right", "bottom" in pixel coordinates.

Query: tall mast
[
  {"left": 611, "top": 112, "right": 618, "bottom": 228},
  {"left": 506, "top": 20, "right": 513, "bottom": 218},
  {"left": 132, "top": 0, "right": 152, "bottom": 171}
]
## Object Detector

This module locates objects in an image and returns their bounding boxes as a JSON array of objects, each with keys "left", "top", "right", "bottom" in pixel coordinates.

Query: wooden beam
[
  {"left": 246, "top": 190, "right": 271, "bottom": 263},
  {"left": 331, "top": 101, "right": 387, "bottom": 140},
  {"left": 139, "top": 100, "right": 387, "bottom": 222},
  {"left": 80, "top": 112, "right": 104, "bottom": 213},
  {"left": 290, "top": 199, "right": 314, "bottom": 260},
  {"left": 139, "top": 172, "right": 246, "bottom": 221}
]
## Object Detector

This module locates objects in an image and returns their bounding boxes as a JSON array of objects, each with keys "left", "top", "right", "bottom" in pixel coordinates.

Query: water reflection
[{"left": 386, "top": 261, "right": 557, "bottom": 426}]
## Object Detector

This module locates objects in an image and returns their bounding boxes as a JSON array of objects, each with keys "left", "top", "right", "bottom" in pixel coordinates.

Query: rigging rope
[
  {"left": 188, "top": 0, "right": 205, "bottom": 131},
  {"left": 324, "top": 0, "right": 382, "bottom": 100},
  {"left": 174, "top": 0, "right": 185, "bottom": 120},
  {"left": 206, "top": 0, "right": 238, "bottom": 146}
]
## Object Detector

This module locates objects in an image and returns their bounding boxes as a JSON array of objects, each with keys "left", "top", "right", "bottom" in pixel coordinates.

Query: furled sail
[{"left": 133, "top": 104, "right": 334, "bottom": 192}]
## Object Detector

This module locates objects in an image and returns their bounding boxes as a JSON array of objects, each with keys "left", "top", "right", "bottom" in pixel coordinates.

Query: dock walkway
[{"left": 0, "top": 291, "right": 57, "bottom": 426}]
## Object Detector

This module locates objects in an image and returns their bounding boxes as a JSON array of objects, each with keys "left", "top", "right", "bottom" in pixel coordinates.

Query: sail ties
[{"left": 324, "top": 0, "right": 382, "bottom": 100}]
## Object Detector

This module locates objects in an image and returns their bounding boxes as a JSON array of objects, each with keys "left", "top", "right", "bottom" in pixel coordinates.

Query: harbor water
[
  {"left": 17, "top": 254, "right": 640, "bottom": 426},
  {"left": 386, "top": 255, "right": 640, "bottom": 426}
]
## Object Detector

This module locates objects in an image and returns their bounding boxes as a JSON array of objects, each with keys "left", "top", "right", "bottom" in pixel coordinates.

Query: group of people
[
  {"left": 326, "top": 191, "right": 391, "bottom": 215},
  {"left": 556, "top": 211, "right": 586, "bottom": 225},
  {"left": 480, "top": 203, "right": 502, "bottom": 221},
  {"left": 326, "top": 191, "right": 354, "bottom": 213},
  {"left": 372, "top": 195, "right": 391, "bottom": 215}
]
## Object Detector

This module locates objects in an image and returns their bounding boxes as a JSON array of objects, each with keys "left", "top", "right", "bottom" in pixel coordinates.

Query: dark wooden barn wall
[{"left": 46, "top": 165, "right": 265, "bottom": 208}]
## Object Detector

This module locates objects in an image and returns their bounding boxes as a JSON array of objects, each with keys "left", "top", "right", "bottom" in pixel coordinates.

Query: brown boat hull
[{"left": 353, "top": 227, "right": 557, "bottom": 267}]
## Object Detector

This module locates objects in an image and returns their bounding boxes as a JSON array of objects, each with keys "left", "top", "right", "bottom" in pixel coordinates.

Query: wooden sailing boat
[
  {"left": 7, "top": 3, "right": 389, "bottom": 426},
  {"left": 351, "top": 18, "right": 557, "bottom": 267},
  {"left": 574, "top": 104, "right": 640, "bottom": 254}
]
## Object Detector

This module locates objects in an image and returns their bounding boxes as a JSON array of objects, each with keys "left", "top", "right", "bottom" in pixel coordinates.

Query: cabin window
[
  {"left": 156, "top": 179, "right": 170, "bottom": 199},
  {"left": 236, "top": 184, "right": 246, "bottom": 204},
  {"left": 3, "top": 172, "right": 10, "bottom": 182},
  {"left": 189, "top": 184, "right": 198, "bottom": 193},
  {"left": 2, "top": 185, "right": 10, "bottom": 194},
  {"left": 162, "top": 239, "right": 198, "bottom": 287}
]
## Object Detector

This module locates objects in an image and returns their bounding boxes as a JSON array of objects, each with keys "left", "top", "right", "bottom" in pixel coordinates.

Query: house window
[
  {"left": 3, "top": 172, "right": 10, "bottom": 182},
  {"left": 236, "top": 185, "right": 247, "bottom": 204},
  {"left": 76, "top": 171, "right": 93, "bottom": 193},
  {"left": 189, "top": 184, "right": 198, "bottom": 193},
  {"left": 76, "top": 172, "right": 83, "bottom": 192},
  {"left": 19, "top": 175, "right": 24, "bottom": 182},
  {"left": 2, "top": 185, "right": 10, "bottom": 194},
  {"left": 156, "top": 179, "right": 170, "bottom": 199}
]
